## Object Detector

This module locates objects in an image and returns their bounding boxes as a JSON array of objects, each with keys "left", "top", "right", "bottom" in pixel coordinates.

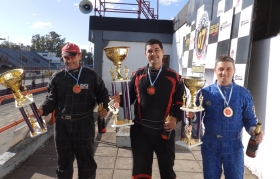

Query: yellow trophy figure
[
  {"left": 184, "top": 125, "right": 195, "bottom": 145},
  {"left": 182, "top": 91, "right": 187, "bottom": 108},
  {"left": 113, "top": 111, "right": 121, "bottom": 125},
  {"left": 108, "top": 98, "right": 124, "bottom": 126},
  {"left": 123, "top": 66, "right": 129, "bottom": 80},
  {"left": 25, "top": 109, "right": 37, "bottom": 135},
  {"left": 110, "top": 67, "right": 115, "bottom": 80}
]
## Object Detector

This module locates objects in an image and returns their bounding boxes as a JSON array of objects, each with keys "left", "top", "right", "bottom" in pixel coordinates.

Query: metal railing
[{"left": 94, "top": 0, "right": 158, "bottom": 19}]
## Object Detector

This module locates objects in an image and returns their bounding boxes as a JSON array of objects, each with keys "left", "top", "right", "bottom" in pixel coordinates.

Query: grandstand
[{"left": 0, "top": 47, "right": 59, "bottom": 74}]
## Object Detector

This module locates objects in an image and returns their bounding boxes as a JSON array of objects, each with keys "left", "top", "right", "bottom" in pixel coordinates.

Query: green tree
[
  {"left": 80, "top": 49, "right": 93, "bottom": 67},
  {"left": 30, "top": 31, "right": 66, "bottom": 57},
  {"left": 0, "top": 41, "right": 13, "bottom": 48}
]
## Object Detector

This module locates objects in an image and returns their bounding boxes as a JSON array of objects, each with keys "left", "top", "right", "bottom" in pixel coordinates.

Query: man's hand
[
  {"left": 99, "top": 108, "right": 108, "bottom": 119},
  {"left": 254, "top": 130, "right": 264, "bottom": 144},
  {"left": 110, "top": 91, "right": 121, "bottom": 104},
  {"left": 37, "top": 108, "right": 43, "bottom": 116},
  {"left": 164, "top": 117, "right": 177, "bottom": 132}
]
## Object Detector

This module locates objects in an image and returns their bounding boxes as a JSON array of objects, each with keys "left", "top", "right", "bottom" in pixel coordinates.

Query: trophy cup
[
  {"left": 103, "top": 46, "right": 134, "bottom": 127},
  {"left": 0, "top": 69, "right": 47, "bottom": 137},
  {"left": 176, "top": 63, "right": 206, "bottom": 149},
  {"left": 180, "top": 76, "right": 206, "bottom": 112}
]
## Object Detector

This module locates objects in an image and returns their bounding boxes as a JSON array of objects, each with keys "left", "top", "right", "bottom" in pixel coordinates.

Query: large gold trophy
[
  {"left": 0, "top": 69, "right": 47, "bottom": 137},
  {"left": 176, "top": 63, "right": 206, "bottom": 149},
  {"left": 103, "top": 46, "right": 134, "bottom": 128}
]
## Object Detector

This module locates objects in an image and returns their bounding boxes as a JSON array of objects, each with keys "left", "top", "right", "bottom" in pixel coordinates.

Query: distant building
[{"left": 36, "top": 52, "right": 63, "bottom": 69}]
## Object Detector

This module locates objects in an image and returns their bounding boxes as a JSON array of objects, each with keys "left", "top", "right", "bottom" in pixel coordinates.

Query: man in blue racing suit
[{"left": 188, "top": 55, "right": 264, "bottom": 179}]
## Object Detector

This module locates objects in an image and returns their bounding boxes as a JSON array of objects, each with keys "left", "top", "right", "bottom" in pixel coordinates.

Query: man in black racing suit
[
  {"left": 38, "top": 43, "right": 109, "bottom": 179},
  {"left": 111, "top": 39, "right": 185, "bottom": 179}
]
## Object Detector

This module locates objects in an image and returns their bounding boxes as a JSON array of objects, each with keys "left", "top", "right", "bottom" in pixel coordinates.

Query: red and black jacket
[{"left": 128, "top": 64, "right": 185, "bottom": 123}]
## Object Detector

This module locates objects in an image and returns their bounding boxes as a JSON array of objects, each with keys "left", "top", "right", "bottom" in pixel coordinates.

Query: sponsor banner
[
  {"left": 234, "top": 64, "right": 246, "bottom": 86},
  {"left": 218, "top": 8, "right": 234, "bottom": 42},
  {"left": 217, "top": 0, "right": 225, "bottom": 17},
  {"left": 233, "top": 0, "right": 243, "bottom": 14},
  {"left": 238, "top": 5, "right": 252, "bottom": 38}
]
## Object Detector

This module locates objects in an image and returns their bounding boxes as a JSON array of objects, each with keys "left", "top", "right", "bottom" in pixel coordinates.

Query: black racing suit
[
  {"left": 127, "top": 64, "right": 185, "bottom": 179},
  {"left": 40, "top": 66, "right": 109, "bottom": 179}
]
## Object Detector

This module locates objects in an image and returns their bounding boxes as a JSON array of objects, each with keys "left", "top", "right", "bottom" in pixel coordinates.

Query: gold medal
[
  {"left": 223, "top": 107, "right": 233, "bottom": 117},
  {"left": 147, "top": 86, "right": 155, "bottom": 95},
  {"left": 73, "top": 84, "right": 81, "bottom": 93}
]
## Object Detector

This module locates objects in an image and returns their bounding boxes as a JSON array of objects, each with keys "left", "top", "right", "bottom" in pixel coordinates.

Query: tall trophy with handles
[
  {"left": 0, "top": 69, "right": 47, "bottom": 137},
  {"left": 176, "top": 63, "right": 206, "bottom": 149},
  {"left": 103, "top": 46, "right": 134, "bottom": 128}
]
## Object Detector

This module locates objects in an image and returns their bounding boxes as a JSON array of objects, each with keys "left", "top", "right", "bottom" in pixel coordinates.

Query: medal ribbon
[
  {"left": 216, "top": 84, "right": 232, "bottom": 107},
  {"left": 66, "top": 66, "right": 83, "bottom": 85},
  {"left": 147, "top": 65, "right": 162, "bottom": 87}
]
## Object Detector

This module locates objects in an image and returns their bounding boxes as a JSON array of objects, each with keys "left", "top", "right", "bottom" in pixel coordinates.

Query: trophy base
[
  {"left": 111, "top": 122, "right": 134, "bottom": 128},
  {"left": 29, "top": 121, "right": 48, "bottom": 138},
  {"left": 180, "top": 107, "right": 204, "bottom": 112},
  {"left": 175, "top": 140, "right": 203, "bottom": 149}
]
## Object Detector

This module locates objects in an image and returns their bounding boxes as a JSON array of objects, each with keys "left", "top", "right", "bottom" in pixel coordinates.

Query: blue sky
[{"left": 0, "top": 0, "right": 188, "bottom": 52}]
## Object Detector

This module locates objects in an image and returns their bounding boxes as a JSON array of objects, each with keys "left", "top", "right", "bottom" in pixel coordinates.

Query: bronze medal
[
  {"left": 73, "top": 84, "right": 81, "bottom": 94},
  {"left": 147, "top": 86, "right": 155, "bottom": 95},
  {"left": 223, "top": 107, "right": 233, "bottom": 117}
]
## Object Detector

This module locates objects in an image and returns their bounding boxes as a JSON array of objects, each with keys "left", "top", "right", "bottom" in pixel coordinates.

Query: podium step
[{"left": 116, "top": 126, "right": 131, "bottom": 148}]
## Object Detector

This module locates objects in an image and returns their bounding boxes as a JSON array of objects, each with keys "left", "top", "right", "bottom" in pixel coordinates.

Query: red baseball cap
[{"left": 61, "top": 43, "right": 80, "bottom": 57}]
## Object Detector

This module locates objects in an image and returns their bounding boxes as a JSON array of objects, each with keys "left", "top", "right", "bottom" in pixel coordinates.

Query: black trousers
[
  {"left": 54, "top": 115, "right": 97, "bottom": 179},
  {"left": 130, "top": 123, "right": 176, "bottom": 179}
]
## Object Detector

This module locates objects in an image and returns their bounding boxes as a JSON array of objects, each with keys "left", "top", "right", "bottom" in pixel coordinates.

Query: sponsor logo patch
[{"left": 80, "top": 84, "right": 89, "bottom": 89}]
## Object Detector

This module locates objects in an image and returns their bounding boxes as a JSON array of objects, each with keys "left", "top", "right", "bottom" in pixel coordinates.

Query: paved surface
[{"left": 3, "top": 116, "right": 258, "bottom": 179}]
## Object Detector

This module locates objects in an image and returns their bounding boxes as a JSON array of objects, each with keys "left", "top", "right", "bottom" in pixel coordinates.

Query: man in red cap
[{"left": 38, "top": 43, "right": 109, "bottom": 179}]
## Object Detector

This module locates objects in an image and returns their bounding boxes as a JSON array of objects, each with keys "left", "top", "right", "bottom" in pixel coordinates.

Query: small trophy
[
  {"left": 176, "top": 63, "right": 206, "bottom": 149},
  {"left": 0, "top": 69, "right": 47, "bottom": 137},
  {"left": 103, "top": 46, "right": 134, "bottom": 128}
]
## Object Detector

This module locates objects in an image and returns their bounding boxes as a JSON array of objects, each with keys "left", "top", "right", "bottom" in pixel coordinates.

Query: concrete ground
[{"left": 3, "top": 116, "right": 258, "bottom": 179}]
